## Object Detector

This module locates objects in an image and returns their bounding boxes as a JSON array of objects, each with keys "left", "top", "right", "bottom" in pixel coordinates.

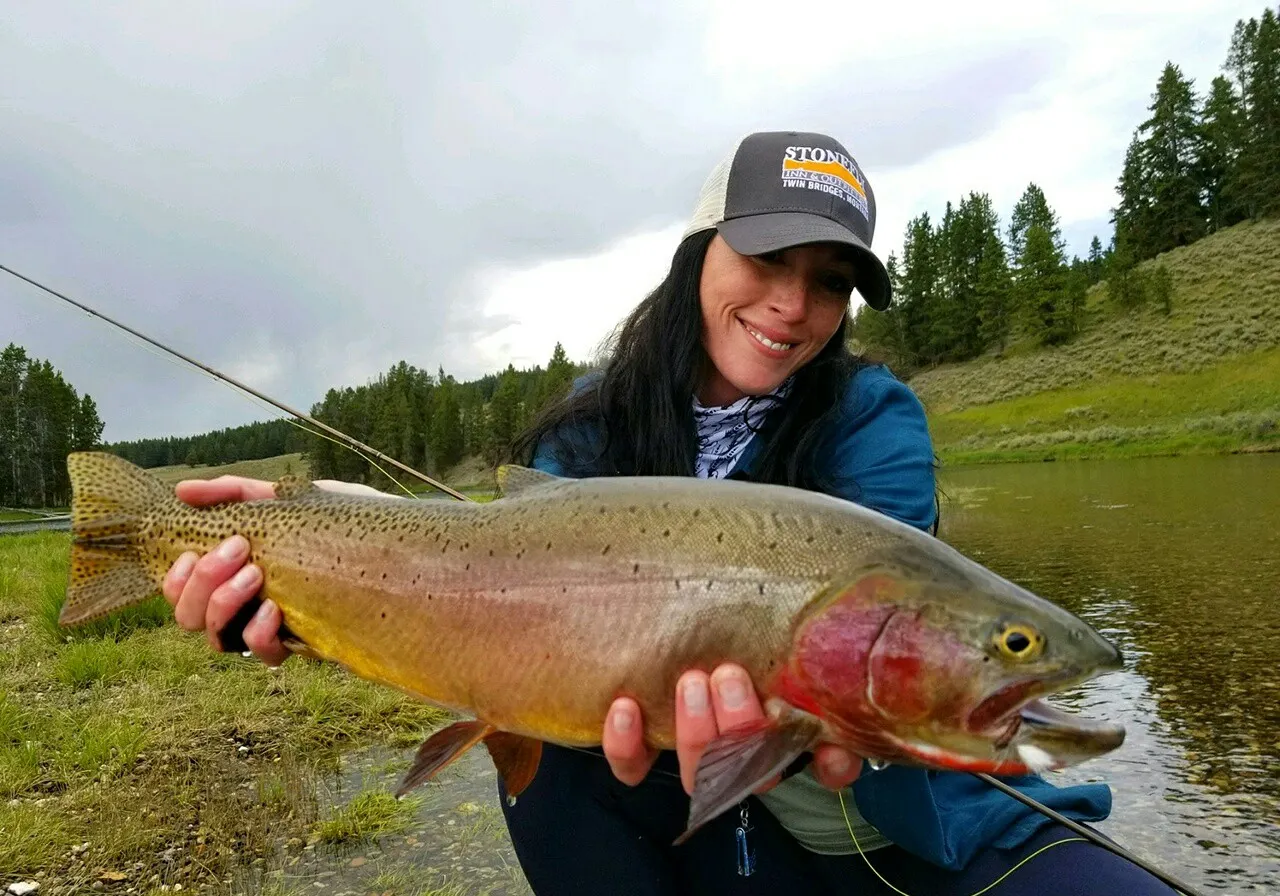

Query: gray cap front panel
[{"left": 723, "top": 131, "right": 876, "bottom": 247}]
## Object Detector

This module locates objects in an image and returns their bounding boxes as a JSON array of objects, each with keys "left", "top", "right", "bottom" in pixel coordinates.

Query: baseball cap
[{"left": 682, "top": 131, "right": 893, "bottom": 311}]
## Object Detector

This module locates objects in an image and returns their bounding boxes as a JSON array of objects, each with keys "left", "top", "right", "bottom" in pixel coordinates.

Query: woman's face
[{"left": 697, "top": 234, "right": 855, "bottom": 407}]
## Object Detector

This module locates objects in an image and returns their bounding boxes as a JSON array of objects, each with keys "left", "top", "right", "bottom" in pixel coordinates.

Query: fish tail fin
[{"left": 60, "top": 451, "right": 173, "bottom": 627}]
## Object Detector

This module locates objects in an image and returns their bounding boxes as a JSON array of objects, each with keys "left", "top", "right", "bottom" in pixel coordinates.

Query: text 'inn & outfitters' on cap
[{"left": 682, "top": 130, "right": 893, "bottom": 311}]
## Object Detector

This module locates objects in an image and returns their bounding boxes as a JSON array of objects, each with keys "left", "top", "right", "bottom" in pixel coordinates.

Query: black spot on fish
[
  {"left": 768, "top": 542, "right": 777, "bottom": 550},
  {"left": 758, "top": 584, "right": 765, "bottom": 595},
  {"left": 601, "top": 544, "right": 611, "bottom": 556},
  {"left": 381, "top": 611, "right": 386, "bottom": 619},
  {"left": 662, "top": 529, "right": 670, "bottom": 538},
  {"left": 633, "top": 563, "right": 640, "bottom": 575},
  {"left": 716, "top": 532, "right": 724, "bottom": 543},
  {"left": 547, "top": 542, "right": 553, "bottom": 551}
]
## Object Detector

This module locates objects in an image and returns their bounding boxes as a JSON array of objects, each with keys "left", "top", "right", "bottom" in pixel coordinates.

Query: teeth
[
  {"left": 745, "top": 324, "right": 794, "bottom": 352},
  {"left": 1016, "top": 744, "right": 1055, "bottom": 773}
]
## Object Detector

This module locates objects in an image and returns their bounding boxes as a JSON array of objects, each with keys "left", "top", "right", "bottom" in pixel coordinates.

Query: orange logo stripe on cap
[{"left": 783, "top": 158, "right": 867, "bottom": 197}]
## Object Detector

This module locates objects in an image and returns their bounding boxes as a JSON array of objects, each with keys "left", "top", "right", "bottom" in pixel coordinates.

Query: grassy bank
[
  {"left": 910, "top": 218, "right": 1280, "bottom": 464},
  {"left": 0, "top": 531, "right": 450, "bottom": 893},
  {"left": 930, "top": 345, "right": 1280, "bottom": 464},
  {"left": 145, "top": 454, "right": 311, "bottom": 488}
]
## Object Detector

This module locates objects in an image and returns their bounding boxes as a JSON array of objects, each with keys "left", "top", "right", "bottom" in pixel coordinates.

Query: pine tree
[
  {"left": 895, "top": 213, "right": 941, "bottom": 364},
  {"left": 484, "top": 365, "right": 522, "bottom": 465},
  {"left": 73, "top": 395, "right": 104, "bottom": 451},
  {"left": 1226, "top": 8, "right": 1280, "bottom": 219},
  {"left": 1114, "top": 135, "right": 1157, "bottom": 260},
  {"left": 1197, "top": 75, "right": 1247, "bottom": 231},
  {"left": 1140, "top": 62, "right": 1207, "bottom": 252},
  {"left": 538, "top": 342, "right": 576, "bottom": 412},
  {"left": 975, "top": 228, "right": 1013, "bottom": 351},
  {"left": 0, "top": 344, "right": 27, "bottom": 506},
  {"left": 1007, "top": 184, "right": 1063, "bottom": 263},
  {"left": 1086, "top": 236, "right": 1106, "bottom": 285},
  {"left": 849, "top": 254, "right": 913, "bottom": 369},
  {"left": 1016, "top": 225, "right": 1069, "bottom": 345},
  {"left": 428, "top": 370, "right": 464, "bottom": 472}
]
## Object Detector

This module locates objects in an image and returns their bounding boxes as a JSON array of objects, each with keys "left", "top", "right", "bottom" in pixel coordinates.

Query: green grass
[
  {"left": 0, "top": 509, "right": 45, "bottom": 522},
  {"left": 0, "top": 531, "right": 451, "bottom": 888},
  {"left": 311, "top": 788, "right": 423, "bottom": 845},
  {"left": 908, "top": 218, "right": 1280, "bottom": 462},
  {"left": 930, "top": 345, "right": 1280, "bottom": 463}
]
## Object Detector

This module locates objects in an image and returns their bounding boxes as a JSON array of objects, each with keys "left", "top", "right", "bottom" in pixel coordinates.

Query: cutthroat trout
[{"left": 59, "top": 452, "right": 1126, "bottom": 842}]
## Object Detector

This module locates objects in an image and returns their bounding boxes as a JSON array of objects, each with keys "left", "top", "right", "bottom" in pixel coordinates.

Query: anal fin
[
  {"left": 484, "top": 732, "right": 543, "bottom": 798},
  {"left": 673, "top": 708, "right": 823, "bottom": 846},
  {"left": 395, "top": 720, "right": 493, "bottom": 797}
]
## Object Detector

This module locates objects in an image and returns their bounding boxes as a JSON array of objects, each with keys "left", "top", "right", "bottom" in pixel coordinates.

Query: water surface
[{"left": 937, "top": 454, "right": 1280, "bottom": 893}]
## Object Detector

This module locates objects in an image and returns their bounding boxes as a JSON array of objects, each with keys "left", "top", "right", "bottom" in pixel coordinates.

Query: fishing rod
[
  {"left": 3, "top": 261, "right": 1207, "bottom": 894},
  {"left": 972, "top": 772, "right": 1205, "bottom": 896},
  {"left": 0, "top": 262, "right": 473, "bottom": 503}
]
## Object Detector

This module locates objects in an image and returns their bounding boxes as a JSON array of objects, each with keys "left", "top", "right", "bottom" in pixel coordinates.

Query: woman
[{"left": 162, "top": 131, "right": 1174, "bottom": 895}]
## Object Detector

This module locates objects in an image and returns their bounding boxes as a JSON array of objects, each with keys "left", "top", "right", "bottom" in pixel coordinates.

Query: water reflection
[{"left": 938, "top": 455, "right": 1280, "bottom": 893}]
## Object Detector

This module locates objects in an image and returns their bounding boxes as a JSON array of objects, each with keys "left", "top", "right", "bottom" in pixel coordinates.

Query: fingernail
[
  {"left": 216, "top": 535, "right": 248, "bottom": 562},
  {"left": 170, "top": 552, "right": 197, "bottom": 582},
  {"left": 682, "top": 678, "right": 709, "bottom": 715},
  {"left": 230, "top": 564, "right": 261, "bottom": 591},
  {"left": 612, "top": 706, "right": 634, "bottom": 732},
  {"left": 253, "top": 599, "right": 277, "bottom": 624},
  {"left": 827, "top": 753, "right": 851, "bottom": 777},
  {"left": 717, "top": 676, "right": 747, "bottom": 710}
]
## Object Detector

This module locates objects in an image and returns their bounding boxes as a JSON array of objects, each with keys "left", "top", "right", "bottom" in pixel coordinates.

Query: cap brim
[{"left": 717, "top": 212, "right": 892, "bottom": 311}]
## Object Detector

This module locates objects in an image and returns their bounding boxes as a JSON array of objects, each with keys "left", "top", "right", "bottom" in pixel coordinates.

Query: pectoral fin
[
  {"left": 673, "top": 709, "right": 824, "bottom": 846},
  {"left": 484, "top": 732, "right": 543, "bottom": 798},
  {"left": 395, "top": 720, "right": 493, "bottom": 797}
]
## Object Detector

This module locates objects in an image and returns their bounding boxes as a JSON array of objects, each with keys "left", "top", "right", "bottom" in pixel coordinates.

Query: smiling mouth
[{"left": 740, "top": 320, "right": 796, "bottom": 352}]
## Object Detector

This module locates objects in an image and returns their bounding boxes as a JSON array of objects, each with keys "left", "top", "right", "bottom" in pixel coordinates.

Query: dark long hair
[{"left": 508, "top": 229, "right": 868, "bottom": 493}]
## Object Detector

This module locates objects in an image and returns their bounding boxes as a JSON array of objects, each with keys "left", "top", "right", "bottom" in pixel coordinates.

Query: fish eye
[{"left": 994, "top": 624, "right": 1044, "bottom": 661}]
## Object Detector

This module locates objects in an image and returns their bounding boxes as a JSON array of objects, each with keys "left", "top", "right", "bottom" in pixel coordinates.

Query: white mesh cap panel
[{"left": 680, "top": 138, "right": 744, "bottom": 240}]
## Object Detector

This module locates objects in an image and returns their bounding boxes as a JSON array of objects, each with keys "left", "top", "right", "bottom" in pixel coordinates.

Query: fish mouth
[
  {"left": 966, "top": 677, "right": 1126, "bottom": 773},
  {"left": 876, "top": 675, "right": 1125, "bottom": 775}
]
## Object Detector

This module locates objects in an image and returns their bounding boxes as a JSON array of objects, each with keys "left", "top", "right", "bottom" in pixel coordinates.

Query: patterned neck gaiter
[{"left": 692, "top": 379, "right": 792, "bottom": 479}]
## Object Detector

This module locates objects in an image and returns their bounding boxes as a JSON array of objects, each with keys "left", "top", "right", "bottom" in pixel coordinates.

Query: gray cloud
[{"left": 1, "top": 2, "right": 1059, "bottom": 442}]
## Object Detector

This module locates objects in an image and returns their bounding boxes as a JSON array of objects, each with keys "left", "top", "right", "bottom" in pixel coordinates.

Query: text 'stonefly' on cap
[{"left": 683, "top": 131, "right": 893, "bottom": 311}]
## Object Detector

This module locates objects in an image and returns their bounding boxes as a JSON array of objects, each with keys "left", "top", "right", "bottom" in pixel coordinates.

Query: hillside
[
  {"left": 145, "top": 453, "right": 311, "bottom": 487},
  {"left": 908, "top": 219, "right": 1280, "bottom": 463}
]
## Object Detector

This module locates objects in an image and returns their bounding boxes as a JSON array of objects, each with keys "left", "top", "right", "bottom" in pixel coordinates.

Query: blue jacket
[{"left": 529, "top": 363, "right": 1112, "bottom": 870}]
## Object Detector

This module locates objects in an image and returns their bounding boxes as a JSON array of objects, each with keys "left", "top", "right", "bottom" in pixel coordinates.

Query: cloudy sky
[{"left": 1, "top": 1, "right": 1260, "bottom": 443}]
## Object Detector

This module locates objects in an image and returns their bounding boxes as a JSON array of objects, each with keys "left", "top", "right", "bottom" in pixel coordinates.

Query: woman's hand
[
  {"left": 601, "top": 662, "right": 861, "bottom": 795},
  {"left": 160, "top": 475, "right": 291, "bottom": 666}
]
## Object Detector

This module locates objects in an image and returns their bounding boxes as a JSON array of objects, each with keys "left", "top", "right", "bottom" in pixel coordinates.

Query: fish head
[{"left": 784, "top": 538, "right": 1126, "bottom": 775}]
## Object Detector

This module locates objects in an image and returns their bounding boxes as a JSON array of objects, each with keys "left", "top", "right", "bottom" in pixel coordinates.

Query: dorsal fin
[
  {"left": 495, "top": 464, "right": 563, "bottom": 497},
  {"left": 272, "top": 474, "right": 321, "bottom": 500}
]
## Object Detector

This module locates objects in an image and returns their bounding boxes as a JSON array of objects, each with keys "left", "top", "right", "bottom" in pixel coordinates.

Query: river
[{"left": 937, "top": 453, "right": 1280, "bottom": 893}]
